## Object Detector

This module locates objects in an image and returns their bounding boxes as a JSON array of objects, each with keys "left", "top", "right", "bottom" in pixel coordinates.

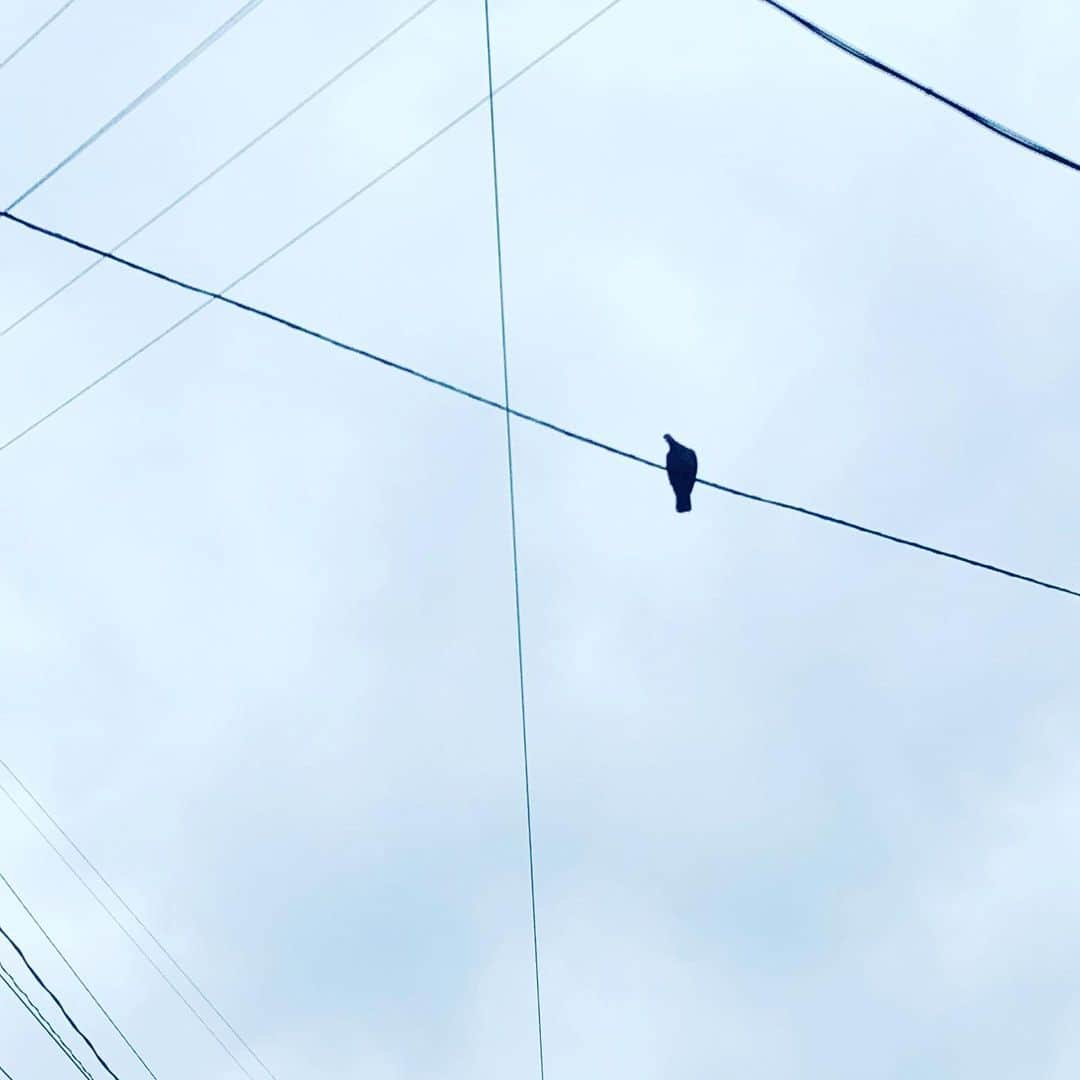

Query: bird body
[{"left": 664, "top": 434, "right": 697, "bottom": 513}]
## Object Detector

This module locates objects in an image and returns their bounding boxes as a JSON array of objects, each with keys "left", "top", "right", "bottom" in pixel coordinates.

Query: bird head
[{"left": 663, "top": 434, "right": 674, "bottom": 447}]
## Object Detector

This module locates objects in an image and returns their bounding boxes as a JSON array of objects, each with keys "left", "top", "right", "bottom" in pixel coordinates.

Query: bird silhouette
[{"left": 664, "top": 434, "right": 697, "bottom": 513}]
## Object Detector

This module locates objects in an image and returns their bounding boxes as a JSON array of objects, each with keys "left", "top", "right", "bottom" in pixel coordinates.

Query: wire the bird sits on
[
  {"left": 0, "top": 0, "right": 78, "bottom": 74},
  {"left": 5, "top": 0, "right": 268, "bottom": 211},
  {"left": 1, "top": 209, "right": 1077, "bottom": 601},
  {"left": 758, "top": 0, "right": 1080, "bottom": 174}
]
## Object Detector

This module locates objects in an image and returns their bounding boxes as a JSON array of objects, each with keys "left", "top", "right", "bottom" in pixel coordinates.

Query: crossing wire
[
  {"left": 0, "top": 957, "right": 94, "bottom": 1080},
  {"left": 479, "top": 2, "right": 545, "bottom": 1078},
  {"left": 2, "top": 0, "right": 625, "bottom": 340},
  {"left": 0, "top": 922, "right": 122, "bottom": 1080},
  {"left": 2, "top": 207, "right": 1078, "bottom": 603},
  {"left": 0, "top": 0, "right": 78, "bottom": 74},
  {"left": 1, "top": 0, "right": 445, "bottom": 339},
  {"left": 6, "top": 0, "right": 268, "bottom": 211},
  {"left": 0, "top": 779, "right": 267, "bottom": 1080},
  {"left": 0, "top": 868, "right": 159, "bottom": 1080},
  {"left": 758, "top": 0, "right": 1080, "bottom": 174}
]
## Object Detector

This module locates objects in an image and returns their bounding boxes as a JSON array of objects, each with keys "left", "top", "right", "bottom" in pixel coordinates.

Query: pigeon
[{"left": 664, "top": 434, "right": 697, "bottom": 513}]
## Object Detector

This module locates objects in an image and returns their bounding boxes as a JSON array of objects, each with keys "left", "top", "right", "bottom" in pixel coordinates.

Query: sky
[{"left": 1, "top": 0, "right": 1079, "bottom": 1077}]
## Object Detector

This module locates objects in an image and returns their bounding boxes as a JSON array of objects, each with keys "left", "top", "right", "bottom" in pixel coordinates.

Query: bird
[{"left": 664, "top": 434, "right": 697, "bottom": 513}]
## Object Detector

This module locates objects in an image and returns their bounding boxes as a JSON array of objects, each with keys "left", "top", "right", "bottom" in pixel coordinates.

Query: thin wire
[
  {"left": 0, "top": 963, "right": 93, "bottom": 1080},
  {"left": 0, "top": 1062, "right": 15, "bottom": 1080},
  {"left": 3, "top": 208, "right": 1079, "bottom": 601},
  {"left": 0, "top": 869, "right": 159, "bottom": 1080},
  {"left": 758, "top": 0, "right": 1080, "bottom": 174},
  {"left": 2, "top": 0, "right": 625, "bottom": 342},
  {"left": 0, "top": 0, "right": 78, "bottom": 74},
  {"left": 0, "top": 964, "right": 93, "bottom": 1080},
  {"left": 4, "top": 784, "right": 275, "bottom": 1080},
  {"left": 1, "top": 0, "right": 445, "bottom": 339},
  {"left": 5, "top": 0, "right": 267, "bottom": 211},
  {"left": 0, "top": 922, "right": 121, "bottom": 1080},
  {"left": 0, "top": 781, "right": 265, "bottom": 1080},
  {"left": 0, "top": 959, "right": 94, "bottom": 1080},
  {"left": 480, "top": 2, "right": 545, "bottom": 1078}
]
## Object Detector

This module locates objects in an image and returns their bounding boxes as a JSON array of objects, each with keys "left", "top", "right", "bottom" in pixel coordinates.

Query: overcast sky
[{"left": 1, "top": 0, "right": 1079, "bottom": 1077}]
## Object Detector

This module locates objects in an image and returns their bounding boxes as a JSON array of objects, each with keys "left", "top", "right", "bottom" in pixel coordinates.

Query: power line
[
  {"left": 758, "top": 0, "right": 1080, "bottom": 174},
  {"left": 0, "top": 0, "right": 629, "bottom": 447},
  {"left": 0, "top": 869, "right": 158, "bottom": 1080},
  {"left": 0, "top": 0, "right": 78, "bottom": 74},
  {"left": 0, "top": 957, "right": 94, "bottom": 1080},
  {"left": 0, "top": 1062, "right": 15, "bottom": 1080},
  {"left": 0, "top": 922, "right": 121, "bottom": 1080},
  {"left": 2, "top": 208, "right": 1077, "bottom": 602},
  {"left": 5, "top": 0, "right": 268, "bottom": 211},
  {"left": 479, "top": 3, "right": 545, "bottom": 1078},
  {"left": 0, "top": 961, "right": 93, "bottom": 1080},
  {"left": 1, "top": 0, "right": 445, "bottom": 339},
  {"left": 0, "top": 780, "right": 267, "bottom": 1080}
]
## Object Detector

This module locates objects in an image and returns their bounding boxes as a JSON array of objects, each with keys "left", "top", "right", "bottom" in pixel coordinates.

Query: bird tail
[{"left": 676, "top": 494, "right": 692, "bottom": 513}]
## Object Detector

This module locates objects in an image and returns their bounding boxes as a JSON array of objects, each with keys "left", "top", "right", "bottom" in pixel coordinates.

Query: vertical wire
[{"left": 480, "top": 2, "right": 545, "bottom": 1076}]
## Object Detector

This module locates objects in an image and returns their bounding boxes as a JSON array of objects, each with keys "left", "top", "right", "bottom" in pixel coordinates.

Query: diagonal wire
[
  {"left": 0, "top": 780, "right": 267, "bottom": 1080},
  {"left": 0, "top": 1063, "right": 14, "bottom": 1080},
  {"left": 0, "top": 869, "right": 158, "bottom": 1080},
  {"left": 758, "top": 0, "right": 1080, "bottom": 174},
  {"left": 479, "top": 1, "right": 544, "bottom": 1077},
  {"left": 0, "top": 0, "right": 78, "bottom": 74},
  {"left": 2, "top": 0, "right": 625, "bottom": 341},
  {"left": 3, "top": 208, "right": 1079, "bottom": 603},
  {"left": 0, "top": 922, "right": 121, "bottom": 1080},
  {"left": 0, "top": 958, "right": 94, "bottom": 1080},
  {"left": 1, "top": 0, "right": 445, "bottom": 339},
  {"left": 5, "top": 0, "right": 268, "bottom": 211}
]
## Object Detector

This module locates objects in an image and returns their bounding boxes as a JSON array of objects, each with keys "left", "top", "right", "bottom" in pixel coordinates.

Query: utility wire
[
  {"left": 0, "top": 0, "right": 628, "bottom": 446},
  {"left": 758, "top": 0, "right": 1080, "bottom": 175},
  {"left": 0, "top": 1062, "right": 15, "bottom": 1080},
  {"left": 0, "top": 0, "right": 78, "bottom": 74},
  {"left": 2, "top": 208, "right": 1077, "bottom": 602},
  {"left": 479, "top": 3, "right": 545, "bottom": 1078},
  {"left": 0, "top": 958, "right": 94, "bottom": 1080},
  {"left": 0, "top": 780, "right": 265, "bottom": 1080},
  {"left": 0, "top": 869, "right": 158, "bottom": 1080},
  {"left": 1, "top": 0, "right": 445, "bottom": 339},
  {"left": 0, "top": 922, "right": 120, "bottom": 1080},
  {"left": 5, "top": 0, "right": 268, "bottom": 211}
]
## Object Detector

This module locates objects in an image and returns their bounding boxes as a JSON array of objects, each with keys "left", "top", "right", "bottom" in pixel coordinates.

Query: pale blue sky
[{"left": 1, "top": 1, "right": 1079, "bottom": 1077}]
